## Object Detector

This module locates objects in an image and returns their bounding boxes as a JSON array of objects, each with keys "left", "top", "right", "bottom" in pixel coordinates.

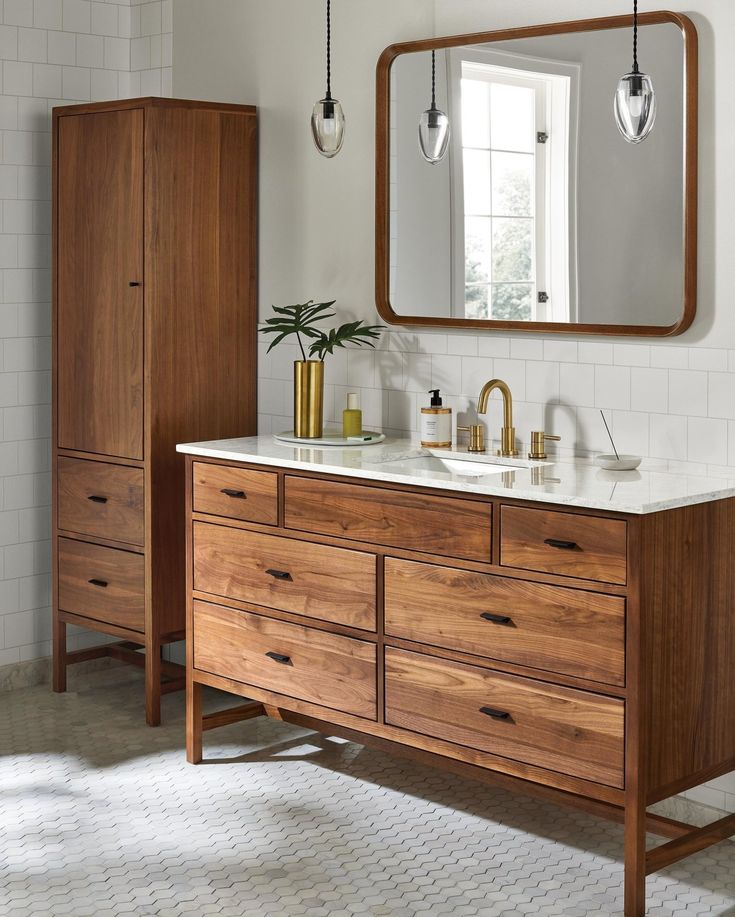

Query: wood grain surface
[
  {"left": 384, "top": 557, "right": 625, "bottom": 686},
  {"left": 193, "top": 521, "right": 377, "bottom": 630},
  {"left": 193, "top": 600, "right": 377, "bottom": 719}
]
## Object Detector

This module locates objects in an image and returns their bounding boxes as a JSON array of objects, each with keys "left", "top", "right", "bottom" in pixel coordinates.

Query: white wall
[
  {"left": 0, "top": 0, "right": 172, "bottom": 672},
  {"left": 173, "top": 0, "right": 735, "bottom": 814}
]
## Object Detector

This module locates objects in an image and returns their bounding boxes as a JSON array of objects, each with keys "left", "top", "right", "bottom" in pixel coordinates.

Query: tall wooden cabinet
[{"left": 52, "top": 98, "right": 258, "bottom": 724}]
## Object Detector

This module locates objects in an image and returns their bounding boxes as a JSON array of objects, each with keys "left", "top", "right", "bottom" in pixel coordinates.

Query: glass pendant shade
[
  {"left": 311, "top": 96, "right": 345, "bottom": 158},
  {"left": 419, "top": 107, "right": 450, "bottom": 164},
  {"left": 614, "top": 71, "right": 656, "bottom": 143},
  {"left": 312, "top": 0, "right": 344, "bottom": 158}
]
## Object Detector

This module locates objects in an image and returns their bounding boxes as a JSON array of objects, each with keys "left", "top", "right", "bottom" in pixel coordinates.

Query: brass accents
[
  {"left": 529, "top": 431, "right": 561, "bottom": 461},
  {"left": 294, "top": 360, "right": 325, "bottom": 438},
  {"left": 457, "top": 424, "right": 486, "bottom": 453},
  {"left": 477, "top": 379, "right": 518, "bottom": 457}
]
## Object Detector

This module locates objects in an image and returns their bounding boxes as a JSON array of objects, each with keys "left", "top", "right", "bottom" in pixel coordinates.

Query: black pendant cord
[
  {"left": 632, "top": 0, "right": 639, "bottom": 73},
  {"left": 326, "top": 0, "right": 332, "bottom": 100},
  {"left": 431, "top": 50, "right": 437, "bottom": 110}
]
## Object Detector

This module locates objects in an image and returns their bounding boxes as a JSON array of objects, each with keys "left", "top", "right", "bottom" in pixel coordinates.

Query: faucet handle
[
  {"left": 529, "top": 431, "right": 561, "bottom": 461},
  {"left": 457, "top": 424, "right": 486, "bottom": 453}
]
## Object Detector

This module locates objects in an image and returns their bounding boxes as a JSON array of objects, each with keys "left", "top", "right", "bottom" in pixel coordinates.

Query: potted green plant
[{"left": 260, "top": 300, "right": 384, "bottom": 438}]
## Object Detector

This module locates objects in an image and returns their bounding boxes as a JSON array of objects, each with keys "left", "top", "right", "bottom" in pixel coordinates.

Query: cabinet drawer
[
  {"left": 58, "top": 537, "right": 145, "bottom": 632},
  {"left": 385, "top": 647, "right": 624, "bottom": 788},
  {"left": 384, "top": 558, "right": 625, "bottom": 686},
  {"left": 193, "top": 462, "right": 278, "bottom": 525},
  {"left": 285, "top": 476, "right": 491, "bottom": 562},
  {"left": 193, "top": 600, "right": 377, "bottom": 719},
  {"left": 57, "top": 457, "right": 144, "bottom": 545},
  {"left": 501, "top": 506, "right": 627, "bottom": 585},
  {"left": 193, "top": 522, "right": 376, "bottom": 630}
]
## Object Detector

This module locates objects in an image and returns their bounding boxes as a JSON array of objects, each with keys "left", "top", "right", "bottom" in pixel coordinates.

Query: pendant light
[
  {"left": 613, "top": 0, "right": 656, "bottom": 143},
  {"left": 311, "top": 0, "right": 345, "bottom": 158},
  {"left": 418, "top": 50, "right": 450, "bottom": 164}
]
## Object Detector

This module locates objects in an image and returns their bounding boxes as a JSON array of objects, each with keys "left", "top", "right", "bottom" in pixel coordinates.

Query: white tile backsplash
[
  {"left": 258, "top": 331, "right": 735, "bottom": 473},
  {"left": 0, "top": 0, "right": 172, "bottom": 668}
]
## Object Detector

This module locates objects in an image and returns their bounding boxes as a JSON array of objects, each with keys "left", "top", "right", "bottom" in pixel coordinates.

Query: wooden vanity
[{"left": 179, "top": 441, "right": 735, "bottom": 916}]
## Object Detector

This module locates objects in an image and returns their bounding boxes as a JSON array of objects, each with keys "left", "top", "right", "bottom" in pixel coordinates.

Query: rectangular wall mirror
[{"left": 375, "top": 12, "right": 698, "bottom": 336}]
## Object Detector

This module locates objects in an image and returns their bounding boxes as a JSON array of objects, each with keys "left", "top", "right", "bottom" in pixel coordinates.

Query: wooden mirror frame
[{"left": 375, "top": 11, "right": 698, "bottom": 337}]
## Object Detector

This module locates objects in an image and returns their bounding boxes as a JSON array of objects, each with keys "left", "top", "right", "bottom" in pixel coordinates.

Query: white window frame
[{"left": 448, "top": 47, "right": 580, "bottom": 323}]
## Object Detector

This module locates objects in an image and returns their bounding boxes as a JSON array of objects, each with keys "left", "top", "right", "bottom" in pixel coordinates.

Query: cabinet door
[{"left": 56, "top": 109, "right": 144, "bottom": 460}]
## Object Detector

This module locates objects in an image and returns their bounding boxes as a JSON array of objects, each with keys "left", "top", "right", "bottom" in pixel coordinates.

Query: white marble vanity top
[{"left": 176, "top": 435, "right": 735, "bottom": 515}]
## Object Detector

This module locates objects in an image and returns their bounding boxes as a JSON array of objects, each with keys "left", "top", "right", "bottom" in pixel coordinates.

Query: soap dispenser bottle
[{"left": 421, "top": 389, "right": 452, "bottom": 448}]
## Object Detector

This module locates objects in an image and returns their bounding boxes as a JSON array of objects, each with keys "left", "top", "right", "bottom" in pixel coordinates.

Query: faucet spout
[{"left": 477, "top": 378, "right": 518, "bottom": 457}]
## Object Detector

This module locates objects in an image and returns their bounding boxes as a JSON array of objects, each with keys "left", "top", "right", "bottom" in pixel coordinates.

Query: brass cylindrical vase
[{"left": 293, "top": 360, "right": 324, "bottom": 438}]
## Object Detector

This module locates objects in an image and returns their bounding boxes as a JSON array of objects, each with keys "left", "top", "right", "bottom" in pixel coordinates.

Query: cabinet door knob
[
  {"left": 544, "top": 538, "right": 578, "bottom": 551},
  {"left": 479, "top": 706, "right": 511, "bottom": 721},
  {"left": 129, "top": 281, "right": 141, "bottom": 287},
  {"left": 265, "top": 651, "right": 291, "bottom": 665},
  {"left": 88, "top": 578, "right": 108, "bottom": 588},
  {"left": 265, "top": 569, "right": 292, "bottom": 581},
  {"left": 480, "top": 612, "right": 512, "bottom": 626},
  {"left": 220, "top": 488, "right": 246, "bottom": 499},
  {"left": 87, "top": 495, "right": 108, "bottom": 504}
]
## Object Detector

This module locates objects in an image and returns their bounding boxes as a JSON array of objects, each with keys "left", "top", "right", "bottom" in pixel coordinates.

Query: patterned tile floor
[{"left": 1, "top": 665, "right": 734, "bottom": 917}]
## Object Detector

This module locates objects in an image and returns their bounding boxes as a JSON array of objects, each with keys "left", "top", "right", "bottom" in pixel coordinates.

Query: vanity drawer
[
  {"left": 385, "top": 647, "right": 624, "bottom": 788},
  {"left": 193, "top": 462, "right": 278, "bottom": 525},
  {"left": 58, "top": 537, "right": 145, "bottom": 632},
  {"left": 501, "top": 506, "right": 627, "bottom": 585},
  {"left": 284, "top": 476, "right": 492, "bottom": 562},
  {"left": 384, "top": 558, "right": 625, "bottom": 686},
  {"left": 57, "top": 457, "right": 144, "bottom": 546},
  {"left": 193, "top": 522, "right": 376, "bottom": 630},
  {"left": 193, "top": 600, "right": 377, "bottom": 719}
]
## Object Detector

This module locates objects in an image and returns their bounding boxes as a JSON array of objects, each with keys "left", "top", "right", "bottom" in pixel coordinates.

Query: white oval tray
[{"left": 274, "top": 428, "right": 385, "bottom": 447}]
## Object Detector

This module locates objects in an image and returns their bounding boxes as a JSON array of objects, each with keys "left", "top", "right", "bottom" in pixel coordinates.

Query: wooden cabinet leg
[
  {"left": 145, "top": 639, "right": 162, "bottom": 727},
  {"left": 187, "top": 678, "right": 203, "bottom": 764},
  {"left": 624, "top": 793, "right": 647, "bottom": 916},
  {"left": 52, "top": 615, "right": 67, "bottom": 693}
]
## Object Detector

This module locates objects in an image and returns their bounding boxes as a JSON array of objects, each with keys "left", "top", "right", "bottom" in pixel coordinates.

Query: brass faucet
[{"left": 478, "top": 379, "right": 518, "bottom": 457}]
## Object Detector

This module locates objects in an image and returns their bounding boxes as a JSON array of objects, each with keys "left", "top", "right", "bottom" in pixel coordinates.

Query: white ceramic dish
[{"left": 595, "top": 453, "right": 642, "bottom": 471}]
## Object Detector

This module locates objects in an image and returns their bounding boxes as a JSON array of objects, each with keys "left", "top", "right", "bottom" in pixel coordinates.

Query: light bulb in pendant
[
  {"left": 614, "top": 71, "right": 656, "bottom": 143},
  {"left": 312, "top": 96, "right": 345, "bottom": 158},
  {"left": 613, "top": 0, "right": 656, "bottom": 143},
  {"left": 418, "top": 50, "right": 450, "bottom": 164},
  {"left": 312, "top": 0, "right": 345, "bottom": 158}
]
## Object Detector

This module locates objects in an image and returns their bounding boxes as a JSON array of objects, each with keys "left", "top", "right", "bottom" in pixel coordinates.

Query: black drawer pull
[
  {"left": 87, "top": 495, "right": 108, "bottom": 504},
  {"left": 265, "top": 569, "right": 292, "bottom": 581},
  {"left": 129, "top": 281, "right": 141, "bottom": 287},
  {"left": 479, "top": 706, "right": 511, "bottom": 721},
  {"left": 220, "top": 488, "right": 246, "bottom": 499},
  {"left": 480, "top": 612, "right": 512, "bottom": 626},
  {"left": 544, "top": 538, "right": 578, "bottom": 551},
  {"left": 88, "top": 578, "right": 108, "bottom": 588},
  {"left": 265, "top": 651, "right": 291, "bottom": 665}
]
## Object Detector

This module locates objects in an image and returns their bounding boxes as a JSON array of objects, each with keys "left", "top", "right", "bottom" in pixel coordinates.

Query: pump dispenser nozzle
[{"left": 428, "top": 389, "right": 443, "bottom": 407}]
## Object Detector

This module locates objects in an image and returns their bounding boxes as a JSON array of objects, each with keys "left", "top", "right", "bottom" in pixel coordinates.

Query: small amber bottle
[{"left": 342, "top": 393, "right": 362, "bottom": 438}]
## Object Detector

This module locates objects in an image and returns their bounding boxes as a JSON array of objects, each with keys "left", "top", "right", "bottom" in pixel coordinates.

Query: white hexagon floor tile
[{"left": 1, "top": 666, "right": 734, "bottom": 916}]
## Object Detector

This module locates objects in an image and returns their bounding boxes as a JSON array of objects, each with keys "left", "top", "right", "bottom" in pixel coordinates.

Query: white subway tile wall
[
  {"left": 0, "top": 0, "right": 172, "bottom": 668},
  {"left": 258, "top": 331, "right": 735, "bottom": 479}
]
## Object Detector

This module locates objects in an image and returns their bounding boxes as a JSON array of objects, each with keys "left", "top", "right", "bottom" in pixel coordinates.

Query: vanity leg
[
  {"left": 624, "top": 784, "right": 647, "bottom": 916},
  {"left": 145, "top": 637, "right": 162, "bottom": 727},
  {"left": 186, "top": 679, "right": 203, "bottom": 764},
  {"left": 52, "top": 615, "right": 66, "bottom": 693}
]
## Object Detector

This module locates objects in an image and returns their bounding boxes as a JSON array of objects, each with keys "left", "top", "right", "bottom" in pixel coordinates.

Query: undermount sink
[{"left": 377, "top": 453, "right": 526, "bottom": 478}]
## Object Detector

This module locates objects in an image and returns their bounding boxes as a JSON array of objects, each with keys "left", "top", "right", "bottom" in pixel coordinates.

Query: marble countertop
[{"left": 176, "top": 435, "right": 735, "bottom": 515}]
